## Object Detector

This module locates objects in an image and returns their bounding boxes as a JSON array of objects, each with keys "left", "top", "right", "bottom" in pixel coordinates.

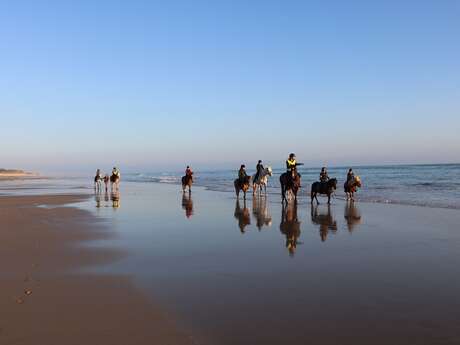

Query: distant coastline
[{"left": 0, "top": 169, "right": 38, "bottom": 178}]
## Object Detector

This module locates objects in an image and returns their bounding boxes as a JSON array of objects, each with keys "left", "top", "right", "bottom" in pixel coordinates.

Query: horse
[
  {"left": 234, "top": 176, "right": 251, "bottom": 200},
  {"left": 344, "top": 176, "right": 362, "bottom": 201},
  {"left": 181, "top": 174, "right": 193, "bottom": 193},
  {"left": 94, "top": 174, "right": 103, "bottom": 191},
  {"left": 279, "top": 171, "right": 301, "bottom": 203},
  {"left": 110, "top": 173, "right": 120, "bottom": 192},
  {"left": 311, "top": 178, "right": 337, "bottom": 204},
  {"left": 252, "top": 166, "right": 273, "bottom": 195}
]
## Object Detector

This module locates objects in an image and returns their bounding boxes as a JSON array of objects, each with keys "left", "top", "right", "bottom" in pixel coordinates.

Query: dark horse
[
  {"left": 234, "top": 176, "right": 251, "bottom": 200},
  {"left": 280, "top": 172, "right": 301, "bottom": 203},
  {"left": 311, "top": 178, "right": 337, "bottom": 204},
  {"left": 181, "top": 174, "right": 193, "bottom": 193}
]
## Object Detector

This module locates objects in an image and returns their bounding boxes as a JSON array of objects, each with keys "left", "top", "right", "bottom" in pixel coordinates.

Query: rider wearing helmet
[
  {"left": 112, "top": 167, "right": 120, "bottom": 178},
  {"left": 347, "top": 168, "right": 354, "bottom": 182},
  {"left": 319, "top": 167, "right": 329, "bottom": 183},
  {"left": 185, "top": 165, "right": 194, "bottom": 182},
  {"left": 286, "top": 153, "right": 297, "bottom": 172}
]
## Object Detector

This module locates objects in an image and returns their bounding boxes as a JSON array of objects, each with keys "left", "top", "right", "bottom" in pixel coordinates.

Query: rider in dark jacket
[
  {"left": 254, "top": 160, "right": 264, "bottom": 183},
  {"left": 238, "top": 165, "right": 248, "bottom": 183},
  {"left": 319, "top": 167, "right": 329, "bottom": 183}
]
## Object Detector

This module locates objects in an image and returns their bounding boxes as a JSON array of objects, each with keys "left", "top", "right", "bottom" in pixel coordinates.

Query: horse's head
[
  {"left": 266, "top": 166, "right": 273, "bottom": 176},
  {"left": 354, "top": 176, "right": 362, "bottom": 188},
  {"left": 330, "top": 178, "right": 337, "bottom": 190}
]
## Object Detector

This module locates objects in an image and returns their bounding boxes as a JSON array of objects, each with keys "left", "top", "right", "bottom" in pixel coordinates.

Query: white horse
[{"left": 252, "top": 166, "right": 273, "bottom": 195}]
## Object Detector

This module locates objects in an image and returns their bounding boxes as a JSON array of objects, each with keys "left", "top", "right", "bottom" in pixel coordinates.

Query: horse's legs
[
  {"left": 315, "top": 193, "right": 320, "bottom": 204},
  {"left": 327, "top": 194, "right": 331, "bottom": 205}
]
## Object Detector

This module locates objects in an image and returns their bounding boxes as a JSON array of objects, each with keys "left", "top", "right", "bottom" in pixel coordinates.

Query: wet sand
[
  {"left": 0, "top": 194, "right": 194, "bottom": 345},
  {"left": 2, "top": 181, "right": 460, "bottom": 345},
  {"left": 80, "top": 182, "right": 460, "bottom": 345}
]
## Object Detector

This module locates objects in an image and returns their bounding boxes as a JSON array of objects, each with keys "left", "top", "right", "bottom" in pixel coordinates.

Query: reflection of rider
[
  {"left": 319, "top": 167, "right": 329, "bottom": 182},
  {"left": 254, "top": 160, "right": 264, "bottom": 183},
  {"left": 311, "top": 204, "right": 337, "bottom": 242},
  {"left": 238, "top": 164, "right": 248, "bottom": 183},
  {"left": 185, "top": 165, "right": 194, "bottom": 182},
  {"left": 280, "top": 201, "right": 301, "bottom": 256}
]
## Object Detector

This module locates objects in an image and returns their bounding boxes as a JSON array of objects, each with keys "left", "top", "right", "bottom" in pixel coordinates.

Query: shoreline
[{"left": 0, "top": 193, "right": 194, "bottom": 345}]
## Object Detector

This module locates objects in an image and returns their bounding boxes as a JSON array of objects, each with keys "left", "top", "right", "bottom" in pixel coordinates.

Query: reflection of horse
[
  {"left": 311, "top": 204, "right": 337, "bottom": 242},
  {"left": 181, "top": 193, "right": 194, "bottom": 219},
  {"left": 279, "top": 171, "right": 301, "bottom": 203},
  {"left": 95, "top": 192, "right": 102, "bottom": 208},
  {"left": 234, "top": 199, "right": 251, "bottom": 233},
  {"left": 234, "top": 176, "right": 251, "bottom": 200},
  {"left": 344, "top": 176, "right": 362, "bottom": 201},
  {"left": 181, "top": 174, "right": 193, "bottom": 193},
  {"left": 110, "top": 174, "right": 120, "bottom": 192},
  {"left": 279, "top": 201, "right": 301, "bottom": 256},
  {"left": 311, "top": 178, "right": 337, "bottom": 204},
  {"left": 110, "top": 191, "right": 120, "bottom": 208},
  {"left": 252, "top": 166, "right": 273, "bottom": 195},
  {"left": 344, "top": 202, "right": 362, "bottom": 232},
  {"left": 252, "top": 196, "right": 272, "bottom": 230}
]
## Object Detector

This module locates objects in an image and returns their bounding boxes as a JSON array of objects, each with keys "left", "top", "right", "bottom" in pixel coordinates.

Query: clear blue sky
[{"left": 1, "top": 0, "right": 459, "bottom": 173}]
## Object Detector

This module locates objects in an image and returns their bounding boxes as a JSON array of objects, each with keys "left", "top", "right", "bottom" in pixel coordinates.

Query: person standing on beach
[{"left": 254, "top": 160, "right": 264, "bottom": 184}]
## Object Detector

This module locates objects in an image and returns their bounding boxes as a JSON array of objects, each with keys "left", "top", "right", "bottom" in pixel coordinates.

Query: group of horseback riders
[{"left": 94, "top": 167, "right": 121, "bottom": 192}]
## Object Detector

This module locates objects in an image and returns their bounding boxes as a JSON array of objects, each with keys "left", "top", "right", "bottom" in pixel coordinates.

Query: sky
[{"left": 1, "top": 0, "right": 459, "bottom": 173}]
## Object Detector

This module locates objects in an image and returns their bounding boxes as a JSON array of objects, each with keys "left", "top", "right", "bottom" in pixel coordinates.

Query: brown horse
[
  {"left": 311, "top": 178, "right": 337, "bottom": 204},
  {"left": 279, "top": 172, "right": 301, "bottom": 203},
  {"left": 344, "top": 176, "right": 362, "bottom": 201},
  {"left": 234, "top": 176, "right": 251, "bottom": 200},
  {"left": 181, "top": 174, "right": 193, "bottom": 193}
]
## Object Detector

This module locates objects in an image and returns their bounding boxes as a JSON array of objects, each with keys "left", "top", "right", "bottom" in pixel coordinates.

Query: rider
[
  {"left": 112, "top": 167, "right": 120, "bottom": 178},
  {"left": 185, "top": 165, "right": 194, "bottom": 182},
  {"left": 347, "top": 168, "right": 354, "bottom": 183},
  {"left": 238, "top": 164, "right": 248, "bottom": 183},
  {"left": 254, "top": 160, "right": 264, "bottom": 183},
  {"left": 95, "top": 169, "right": 102, "bottom": 180},
  {"left": 286, "top": 153, "right": 297, "bottom": 172},
  {"left": 319, "top": 167, "right": 329, "bottom": 183}
]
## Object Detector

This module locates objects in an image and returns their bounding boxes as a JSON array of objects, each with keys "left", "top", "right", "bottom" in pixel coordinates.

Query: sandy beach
[
  {"left": 1, "top": 180, "right": 459, "bottom": 345},
  {"left": 0, "top": 193, "right": 194, "bottom": 345}
]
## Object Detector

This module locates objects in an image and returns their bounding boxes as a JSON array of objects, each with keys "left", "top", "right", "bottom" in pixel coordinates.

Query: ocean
[{"left": 125, "top": 163, "right": 460, "bottom": 210}]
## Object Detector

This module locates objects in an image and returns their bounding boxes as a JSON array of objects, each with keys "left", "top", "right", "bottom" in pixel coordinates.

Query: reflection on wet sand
[
  {"left": 280, "top": 201, "right": 301, "bottom": 256},
  {"left": 252, "top": 196, "right": 272, "bottom": 230},
  {"left": 95, "top": 191, "right": 120, "bottom": 209},
  {"left": 234, "top": 200, "right": 251, "bottom": 233},
  {"left": 181, "top": 192, "right": 194, "bottom": 219},
  {"left": 311, "top": 204, "right": 337, "bottom": 242},
  {"left": 344, "top": 202, "right": 362, "bottom": 232},
  {"left": 111, "top": 191, "right": 120, "bottom": 208}
]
